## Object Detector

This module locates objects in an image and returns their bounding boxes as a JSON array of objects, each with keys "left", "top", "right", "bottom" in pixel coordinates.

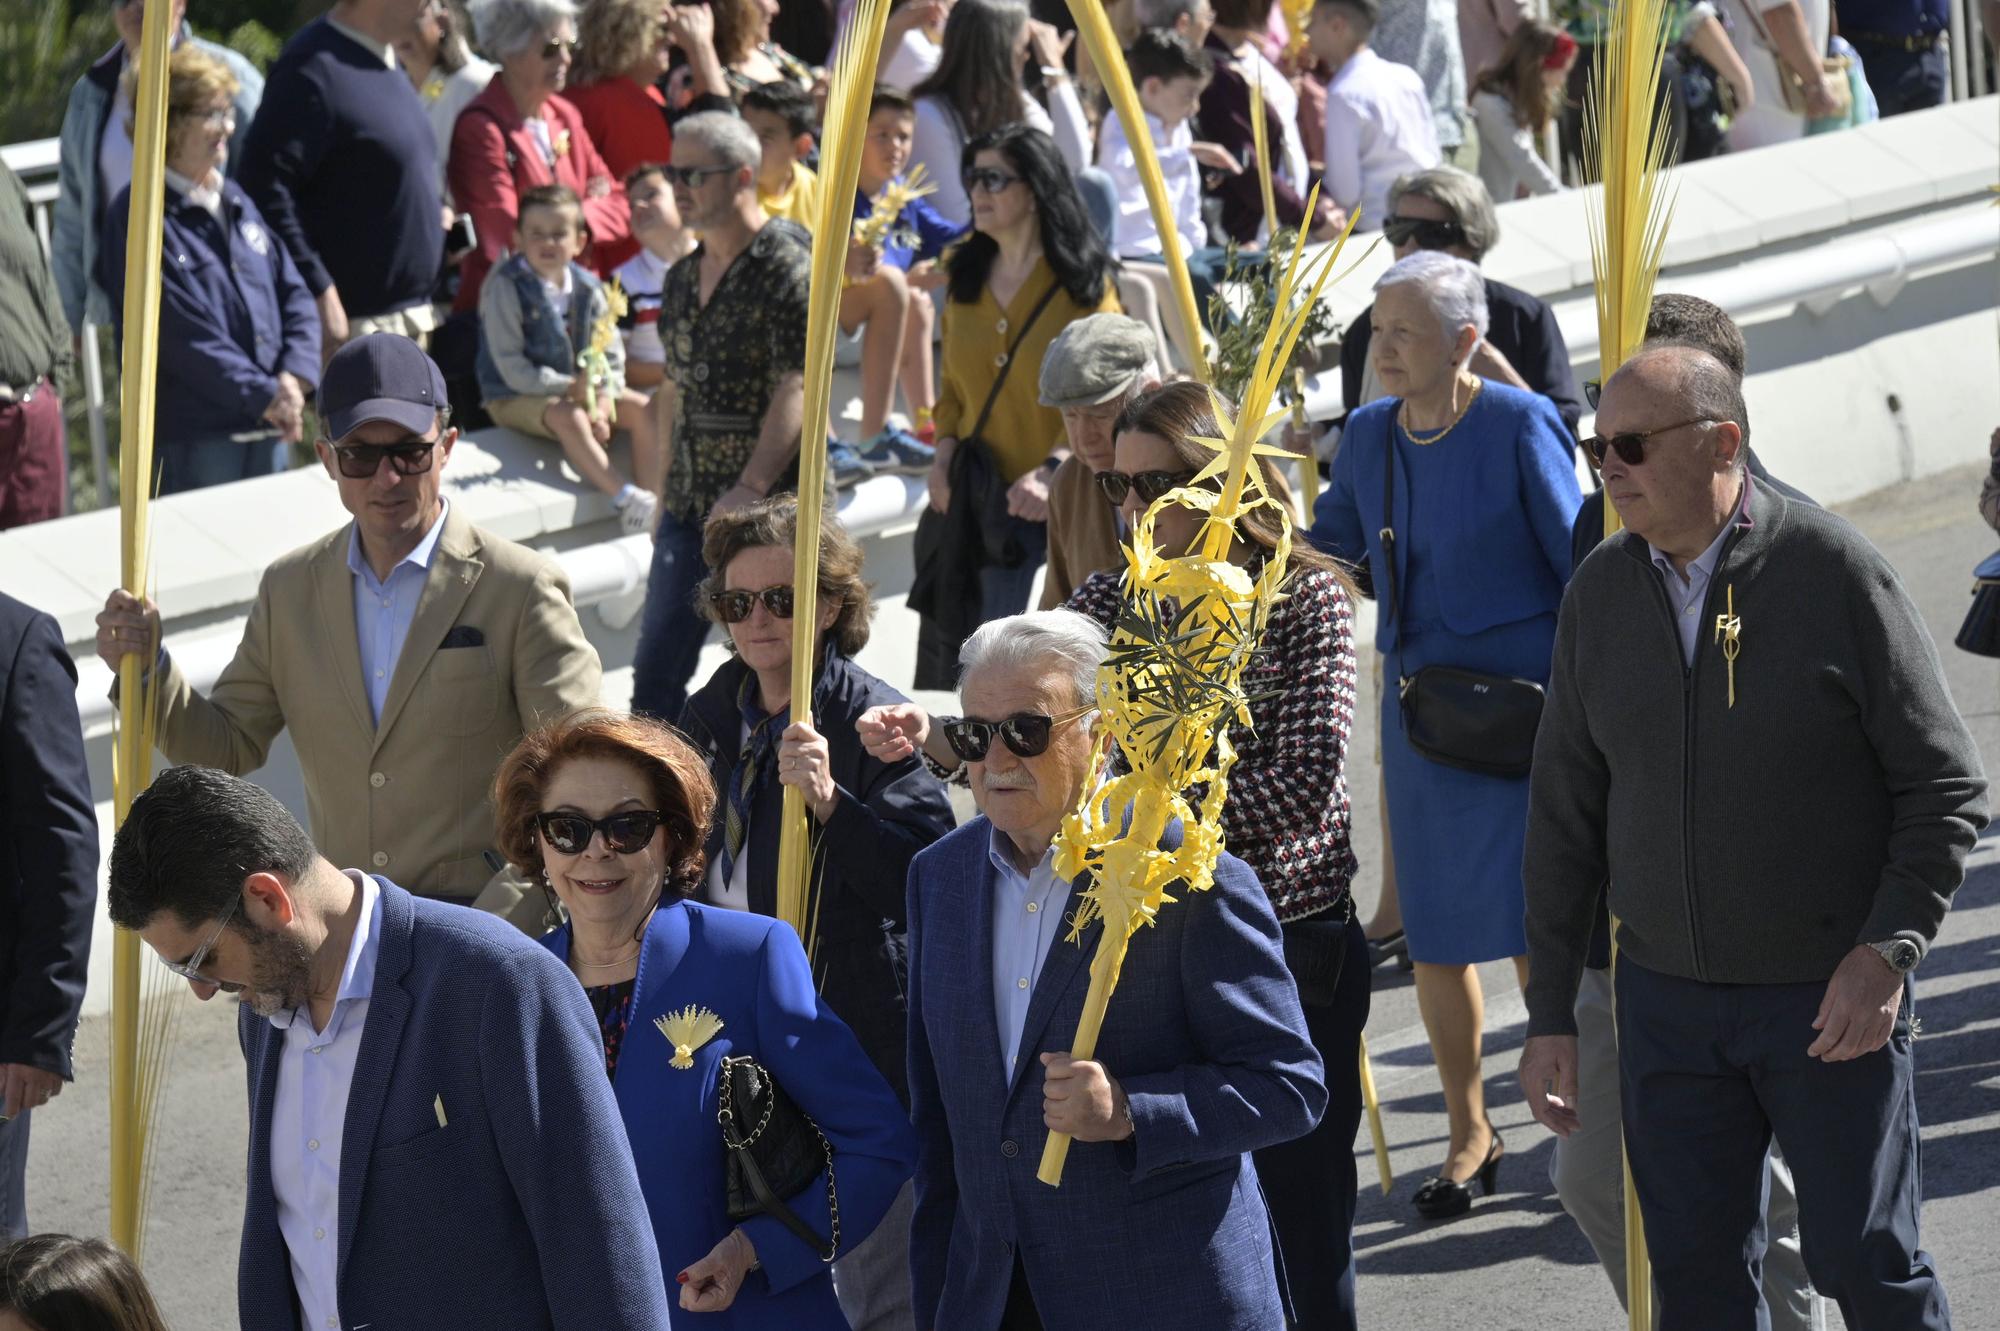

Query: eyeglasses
[
  {"left": 535, "top": 810, "right": 665, "bottom": 855},
  {"left": 541, "top": 37, "right": 579, "bottom": 58},
  {"left": 1582, "top": 417, "right": 1714, "bottom": 467},
  {"left": 160, "top": 893, "right": 242, "bottom": 987},
  {"left": 938, "top": 703, "right": 1094, "bottom": 763},
  {"left": 962, "top": 167, "right": 1022, "bottom": 196},
  {"left": 1584, "top": 379, "right": 1602, "bottom": 410},
  {"left": 1095, "top": 468, "right": 1198, "bottom": 506},
  {"left": 197, "top": 107, "right": 236, "bottom": 130},
  {"left": 331, "top": 436, "right": 440, "bottom": 478},
  {"left": 662, "top": 163, "right": 736, "bottom": 188},
  {"left": 708, "top": 584, "right": 795, "bottom": 623},
  {"left": 1381, "top": 215, "right": 1465, "bottom": 250}
]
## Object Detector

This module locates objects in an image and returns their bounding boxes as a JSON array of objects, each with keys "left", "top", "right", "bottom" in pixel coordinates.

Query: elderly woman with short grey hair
[
  {"left": 447, "top": 0, "right": 634, "bottom": 313},
  {"left": 1338, "top": 166, "right": 1584, "bottom": 436},
  {"left": 1310, "top": 248, "right": 1581, "bottom": 1223}
]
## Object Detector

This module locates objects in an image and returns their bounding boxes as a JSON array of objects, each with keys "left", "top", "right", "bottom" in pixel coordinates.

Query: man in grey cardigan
[{"left": 1518, "top": 342, "right": 1987, "bottom": 1330}]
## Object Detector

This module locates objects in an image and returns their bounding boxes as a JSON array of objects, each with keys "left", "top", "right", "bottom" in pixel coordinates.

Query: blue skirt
[{"left": 1380, "top": 613, "right": 1557, "bottom": 966}]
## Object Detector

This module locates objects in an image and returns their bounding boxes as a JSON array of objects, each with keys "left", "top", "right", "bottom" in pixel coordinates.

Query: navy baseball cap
[{"left": 319, "top": 334, "right": 450, "bottom": 441}]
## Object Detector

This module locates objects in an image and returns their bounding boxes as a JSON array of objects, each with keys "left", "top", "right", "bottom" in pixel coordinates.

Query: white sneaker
[{"left": 618, "top": 489, "right": 657, "bottom": 536}]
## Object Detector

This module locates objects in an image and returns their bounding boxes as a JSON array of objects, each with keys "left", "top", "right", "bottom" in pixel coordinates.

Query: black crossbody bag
[{"left": 1380, "top": 403, "right": 1546, "bottom": 779}]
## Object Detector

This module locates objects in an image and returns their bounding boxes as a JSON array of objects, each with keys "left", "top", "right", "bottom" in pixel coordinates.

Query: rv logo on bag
[{"left": 1472, "top": 683, "right": 1490, "bottom": 695}]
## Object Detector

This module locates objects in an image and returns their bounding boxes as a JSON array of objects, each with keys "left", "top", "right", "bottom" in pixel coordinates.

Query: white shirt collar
[
  {"left": 266, "top": 871, "right": 383, "bottom": 1031},
  {"left": 327, "top": 14, "right": 397, "bottom": 67}
]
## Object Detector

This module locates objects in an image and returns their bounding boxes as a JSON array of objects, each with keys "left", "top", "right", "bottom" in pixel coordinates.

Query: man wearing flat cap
[
  {"left": 1036, "top": 314, "right": 1163, "bottom": 610},
  {"left": 96, "top": 334, "right": 601, "bottom": 928}
]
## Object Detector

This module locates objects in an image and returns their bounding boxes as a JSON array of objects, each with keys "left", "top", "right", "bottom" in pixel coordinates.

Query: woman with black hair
[
  {"left": 908, "top": 0, "right": 1091, "bottom": 225},
  {"left": 911, "top": 123, "right": 1122, "bottom": 683}
]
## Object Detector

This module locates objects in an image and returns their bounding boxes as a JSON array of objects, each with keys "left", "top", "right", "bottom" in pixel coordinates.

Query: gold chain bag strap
[{"left": 717, "top": 1055, "right": 842, "bottom": 1262}]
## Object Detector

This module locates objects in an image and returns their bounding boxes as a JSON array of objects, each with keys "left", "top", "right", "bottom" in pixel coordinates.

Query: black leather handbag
[
  {"left": 1954, "top": 551, "right": 2000, "bottom": 657},
  {"left": 1380, "top": 404, "right": 1546, "bottom": 779},
  {"left": 719, "top": 1055, "right": 840, "bottom": 1262}
]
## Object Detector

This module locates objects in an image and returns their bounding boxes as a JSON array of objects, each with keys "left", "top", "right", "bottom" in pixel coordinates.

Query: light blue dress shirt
[
  {"left": 1648, "top": 479, "right": 1752, "bottom": 667},
  {"left": 267, "top": 870, "right": 382, "bottom": 1331},
  {"left": 347, "top": 498, "right": 449, "bottom": 724},
  {"left": 987, "top": 827, "right": 1068, "bottom": 1080}
]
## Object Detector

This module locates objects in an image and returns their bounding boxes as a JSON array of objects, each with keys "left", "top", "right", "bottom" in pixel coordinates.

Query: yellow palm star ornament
[
  {"left": 579, "top": 278, "right": 628, "bottom": 416},
  {"left": 656, "top": 1005, "right": 726, "bottom": 1068},
  {"left": 851, "top": 163, "right": 937, "bottom": 253},
  {"left": 1038, "top": 193, "right": 1357, "bottom": 1186},
  {"left": 772, "top": 0, "right": 894, "bottom": 958}
]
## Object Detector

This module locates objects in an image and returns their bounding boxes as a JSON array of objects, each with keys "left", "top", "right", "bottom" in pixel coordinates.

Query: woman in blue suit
[
  {"left": 1311, "top": 249, "right": 1581, "bottom": 1221},
  {"left": 494, "top": 708, "right": 916, "bottom": 1326}
]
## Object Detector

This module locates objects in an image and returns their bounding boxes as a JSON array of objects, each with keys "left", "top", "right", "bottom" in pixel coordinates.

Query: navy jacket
[
  {"left": 679, "top": 649, "right": 956, "bottom": 1103},
  {"left": 100, "top": 177, "right": 320, "bottom": 444},
  {"left": 236, "top": 878, "right": 670, "bottom": 1329},
  {"left": 907, "top": 819, "right": 1326, "bottom": 1330},
  {"left": 1340, "top": 275, "right": 1586, "bottom": 438},
  {"left": 235, "top": 17, "right": 442, "bottom": 317},
  {"left": 0, "top": 594, "right": 97, "bottom": 1082}
]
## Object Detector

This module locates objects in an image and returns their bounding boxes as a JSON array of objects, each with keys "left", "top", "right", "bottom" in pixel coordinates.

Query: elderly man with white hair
[
  {"left": 868, "top": 609, "right": 1325, "bottom": 1330},
  {"left": 1311, "top": 248, "right": 1579, "bottom": 1221}
]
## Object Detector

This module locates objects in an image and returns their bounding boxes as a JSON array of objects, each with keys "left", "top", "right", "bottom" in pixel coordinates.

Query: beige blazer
[{"left": 153, "top": 505, "right": 602, "bottom": 900}]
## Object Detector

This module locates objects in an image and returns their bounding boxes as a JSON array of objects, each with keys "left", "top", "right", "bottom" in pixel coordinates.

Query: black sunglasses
[
  {"left": 662, "top": 163, "right": 736, "bottom": 188},
  {"left": 1382, "top": 215, "right": 1465, "bottom": 250},
  {"left": 938, "top": 704, "right": 1093, "bottom": 763},
  {"left": 541, "top": 36, "right": 579, "bottom": 57},
  {"left": 1584, "top": 379, "right": 1603, "bottom": 411},
  {"left": 709, "top": 584, "right": 795, "bottom": 623},
  {"left": 535, "top": 810, "right": 664, "bottom": 855},
  {"left": 331, "top": 437, "right": 439, "bottom": 479},
  {"left": 962, "top": 166, "right": 1022, "bottom": 196},
  {"left": 1582, "top": 417, "right": 1714, "bottom": 467},
  {"left": 1096, "top": 468, "right": 1198, "bottom": 506}
]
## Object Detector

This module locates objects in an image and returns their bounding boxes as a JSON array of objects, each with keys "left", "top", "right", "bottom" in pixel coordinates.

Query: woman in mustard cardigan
[{"left": 926, "top": 123, "right": 1122, "bottom": 628}]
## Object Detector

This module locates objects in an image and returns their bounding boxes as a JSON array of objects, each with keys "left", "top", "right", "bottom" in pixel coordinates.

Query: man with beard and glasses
[{"left": 107, "top": 764, "right": 671, "bottom": 1331}]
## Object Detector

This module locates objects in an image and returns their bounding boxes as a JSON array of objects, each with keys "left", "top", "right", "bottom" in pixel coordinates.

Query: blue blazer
[
  {"left": 907, "top": 819, "right": 1326, "bottom": 1331},
  {"left": 237, "top": 879, "right": 671, "bottom": 1330},
  {"left": 543, "top": 900, "right": 916, "bottom": 1329},
  {"left": 1310, "top": 382, "right": 1582, "bottom": 653}
]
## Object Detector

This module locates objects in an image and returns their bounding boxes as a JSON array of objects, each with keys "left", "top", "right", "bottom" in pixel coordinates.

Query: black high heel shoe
[
  {"left": 1366, "top": 929, "right": 1413, "bottom": 971},
  {"left": 1412, "top": 1128, "right": 1503, "bottom": 1220}
]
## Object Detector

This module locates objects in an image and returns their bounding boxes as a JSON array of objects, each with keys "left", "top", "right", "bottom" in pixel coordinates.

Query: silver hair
[
  {"left": 1387, "top": 166, "right": 1501, "bottom": 260},
  {"left": 1375, "top": 249, "right": 1489, "bottom": 349},
  {"left": 673, "top": 111, "right": 761, "bottom": 176},
  {"left": 1615, "top": 342, "right": 1753, "bottom": 465},
  {"left": 1132, "top": 0, "right": 1200, "bottom": 28},
  {"left": 958, "top": 609, "right": 1108, "bottom": 710},
  {"left": 471, "top": 0, "right": 577, "bottom": 59}
]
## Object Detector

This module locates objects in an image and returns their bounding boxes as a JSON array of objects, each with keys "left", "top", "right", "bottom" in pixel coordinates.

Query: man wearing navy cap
[{"left": 96, "top": 335, "right": 601, "bottom": 926}]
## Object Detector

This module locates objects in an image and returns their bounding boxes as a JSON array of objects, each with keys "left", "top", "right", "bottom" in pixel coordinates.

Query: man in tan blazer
[{"left": 97, "top": 335, "right": 601, "bottom": 921}]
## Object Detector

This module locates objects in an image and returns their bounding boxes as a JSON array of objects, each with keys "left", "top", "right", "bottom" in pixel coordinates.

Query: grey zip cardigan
[{"left": 1522, "top": 477, "right": 1989, "bottom": 1037}]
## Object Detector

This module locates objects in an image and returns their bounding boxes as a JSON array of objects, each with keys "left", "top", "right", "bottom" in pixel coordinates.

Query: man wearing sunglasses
[
  {"left": 1520, "top": 342, "right": 1986, "bottom": 1329},
  {"left": 1034, "top": 313, "right": 1162, "bottom": 610},
  {"left": 95, "top": 335, "right": 601, "bottom": 926},
  {"left": 107, "top": 765, "right": 671, "bottom": 1329},
  {"left": 901, "top": 610, "right": 1324, "bottom": 1330}
]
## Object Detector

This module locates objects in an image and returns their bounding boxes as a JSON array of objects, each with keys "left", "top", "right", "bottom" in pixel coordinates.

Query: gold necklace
[
  {"left": 1402, "top": 378, "right": 1482, "bottom": 446},
  {"left": 572, "top": 943, "right": 642, "bottom": 971}
]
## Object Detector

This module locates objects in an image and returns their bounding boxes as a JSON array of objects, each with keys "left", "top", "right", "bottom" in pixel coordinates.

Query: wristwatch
[{"left": 1868, "top": 937, "right": 1921, "bottom": 974}]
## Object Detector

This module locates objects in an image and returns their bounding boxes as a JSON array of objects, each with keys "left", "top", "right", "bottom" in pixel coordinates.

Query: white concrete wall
[{"left": 3, "top": 97, "right": 1995, "bottom": 1019}]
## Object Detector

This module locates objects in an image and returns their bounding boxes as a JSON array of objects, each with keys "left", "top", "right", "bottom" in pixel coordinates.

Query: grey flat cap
[{"left": 1038, "top": 314, "right": 1160, "bottom": 409}]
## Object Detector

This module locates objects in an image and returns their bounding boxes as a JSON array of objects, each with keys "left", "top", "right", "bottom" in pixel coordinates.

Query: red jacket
[
  {"left": 565, "top": 77, "right": 672, "bottom": 184},
  {"left": 447, "top": 75, "right": 634, "bottom": 312}
]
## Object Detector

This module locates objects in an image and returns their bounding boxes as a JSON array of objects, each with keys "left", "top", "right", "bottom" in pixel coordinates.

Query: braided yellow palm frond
[{"left": 773, "top": 0, "right": 894, "bottom": 952}]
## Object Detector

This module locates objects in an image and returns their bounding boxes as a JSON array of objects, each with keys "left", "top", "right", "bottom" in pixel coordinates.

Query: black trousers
[
  {"left": 1253, "top": 915, "right": 1371, "bottom": 1331},
  {"left": 1617, "top": 959, "right": 1949, "bottom": 1331},
  {"left": 1852, "top": 41, "right": 1949, "bottom": 117}
]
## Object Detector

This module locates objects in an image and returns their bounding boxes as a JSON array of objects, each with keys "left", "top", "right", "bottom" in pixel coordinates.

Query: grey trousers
[
  {"left": 832, "top": 1177, "right": 916, "bottom": 1331},
  {"left": 0, "top": 1107, "right": 28, "bottom": 1242},
  {"left": 1550, "top": 966, "right": 1826, "bottom": 1331}
]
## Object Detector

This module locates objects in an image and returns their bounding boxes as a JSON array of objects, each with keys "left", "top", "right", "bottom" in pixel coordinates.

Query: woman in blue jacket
[
  {"left": 1311, "top": 249, "right": 1581, "bottom": 1221},
  {"left": 679, "top": 494, "right": 955, "bottom": 1329},
  {"left": 100, "top": 45, "right": 318, "bottom": 496},
  {"left": 494, "top": 707, "right": 916, "bottom": 1327}
]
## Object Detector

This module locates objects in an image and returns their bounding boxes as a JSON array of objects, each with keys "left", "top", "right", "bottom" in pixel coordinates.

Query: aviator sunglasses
[
  {"left": 708, "top": 585, "right": 796, "bottom": 623},
  {"left": 1582, "top": 417, "right": 1714, "bottom": 467},
  {"left": 938, "top": 703, "right": 1095, "bottom": 763},
  {"left": 535, "top": 810, "right": 664, "bottom": 855},
  {"left": 331, "top": 437, "right": 439, "bottom": 479},
  {"left": 1095, "top": 468, "right": 1199, "bottom": 507}
]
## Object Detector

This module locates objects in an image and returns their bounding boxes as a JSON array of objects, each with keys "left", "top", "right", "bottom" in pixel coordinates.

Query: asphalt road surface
[{"left": 25, "top": 463, "right": 2000, "bottom": 1329}]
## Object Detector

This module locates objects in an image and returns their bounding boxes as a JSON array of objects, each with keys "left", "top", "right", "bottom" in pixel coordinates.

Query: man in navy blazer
[
  {"left": 904, "top": 610, "right": 1327, "bottom": 1330},
  {"left": 107, "top": 765, "right": 670, "bottom": 1330},
  {"left": 0, "top": 591, "right": 99, "bottom": 1240}
]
